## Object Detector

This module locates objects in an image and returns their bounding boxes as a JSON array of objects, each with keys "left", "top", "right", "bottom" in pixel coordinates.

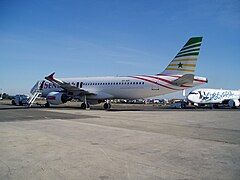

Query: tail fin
[{"left": 160, "top": 37, "right": 203, "bottom": 75}]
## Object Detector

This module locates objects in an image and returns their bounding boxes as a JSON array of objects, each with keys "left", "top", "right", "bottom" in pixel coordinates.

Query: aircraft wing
[
  {"left": 172, "top": 74, "right": 194, "bottom": 86},
  {"left": 45, "top": 72, "right": 92, "bottom": 95}
]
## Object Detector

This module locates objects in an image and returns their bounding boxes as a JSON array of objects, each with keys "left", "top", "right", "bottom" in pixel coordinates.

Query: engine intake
[
  {"left": 228, "top": 99, "right": 240, "bottom": 108},
  {"left": 46, "top": 92, "right": 69, "bottom": 105}
]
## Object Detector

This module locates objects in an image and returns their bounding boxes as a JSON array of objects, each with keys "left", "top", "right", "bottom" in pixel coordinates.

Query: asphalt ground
[{"left": 0, "top": 101, "right": 240, "bottom": 179}]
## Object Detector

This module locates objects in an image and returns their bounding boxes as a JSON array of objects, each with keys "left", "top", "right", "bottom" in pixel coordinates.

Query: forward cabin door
[{"left": 76, "top": 82, "right": 83, "bottom": 89}]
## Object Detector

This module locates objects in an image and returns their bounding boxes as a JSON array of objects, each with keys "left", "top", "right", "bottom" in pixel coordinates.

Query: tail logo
[{"left": 178, "top": 62, "right": 183, "bottom": 68}]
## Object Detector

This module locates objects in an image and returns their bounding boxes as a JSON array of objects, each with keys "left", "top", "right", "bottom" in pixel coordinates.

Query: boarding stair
[
  {"left": 28, "top": 91, "right": 42, "bottom": 107},
  {"left": 27, "top": 81, "right": 44, "bottom": 107}
]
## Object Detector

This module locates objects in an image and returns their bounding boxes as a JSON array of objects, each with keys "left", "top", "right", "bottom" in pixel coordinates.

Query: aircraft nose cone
[
  {"left": 187, "top": 93, "right": 198, "bottom": 103},
  {"left": 187, "top": 94, "right": 193, "bottom": 102},
  {"left": 187, "top": 92, "right": 200, "bottom": 103}
]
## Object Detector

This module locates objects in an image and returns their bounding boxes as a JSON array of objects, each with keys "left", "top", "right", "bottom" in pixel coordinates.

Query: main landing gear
[
  {"left": 45, "top": 102, "right": 50, "bottom": 108},
  {"left": 80, "top": 95, "right": 90, "bottom": 109},
  {"left": 79, "top": 97, "right": 111, "bottom": 110},
  {"left": 81, "top": 102, "right": 90, "bottom": 109},
  {"left": 103, "top": 100, "right": 111, "bottom": 110},
  {"left": 211, "top": 104, "right": 219, "bottom": 109}
]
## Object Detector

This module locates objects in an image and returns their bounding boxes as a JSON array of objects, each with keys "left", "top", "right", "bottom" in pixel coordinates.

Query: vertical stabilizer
[{"left": 160, "top": 37, "right": 203, "bottom": 75}]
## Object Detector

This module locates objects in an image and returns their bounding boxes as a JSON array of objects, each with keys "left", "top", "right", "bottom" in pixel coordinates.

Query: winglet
[{"left": 45, "top": 72, "right": 55, "bottom": 81}]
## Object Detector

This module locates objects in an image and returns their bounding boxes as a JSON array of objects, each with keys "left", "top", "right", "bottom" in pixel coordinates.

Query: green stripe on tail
[{"left": 160, "top": 37, "right": 203, "bottom": 75}]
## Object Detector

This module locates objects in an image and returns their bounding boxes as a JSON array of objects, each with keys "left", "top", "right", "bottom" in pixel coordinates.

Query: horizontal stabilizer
[{"left": 172, "top": 74, "right": 194, "bottom": 86}]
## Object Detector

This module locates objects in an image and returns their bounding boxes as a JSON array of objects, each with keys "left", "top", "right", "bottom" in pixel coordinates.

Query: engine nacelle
[
  {"left": 46, "top": 92, "right": 69, "bottom": 105},
  {"left": 228, "top": 99, "right": 240, "bottom": 108}
]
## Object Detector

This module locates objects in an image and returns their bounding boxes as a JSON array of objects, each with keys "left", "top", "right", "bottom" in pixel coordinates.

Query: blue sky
[{"left": 0, "top": 0, "right": 240, "bottom": 96}]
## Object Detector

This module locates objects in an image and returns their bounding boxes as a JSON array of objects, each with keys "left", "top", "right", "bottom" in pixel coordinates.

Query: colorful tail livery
[{"left": 161, "top": 37, "right": 202, "bottom": 75}]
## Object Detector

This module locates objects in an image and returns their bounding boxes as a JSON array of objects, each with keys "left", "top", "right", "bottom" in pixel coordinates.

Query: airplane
[
  {"left": 29, "top": 37, "right": 208, "bottom": 110},
  {"left": 187, "top": 88, "right": 240, "bottom": 108}
]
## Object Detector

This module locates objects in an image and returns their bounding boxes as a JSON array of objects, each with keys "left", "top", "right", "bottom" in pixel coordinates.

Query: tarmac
[{"left": 0, "top": 101, "right": 240, "bottom": 179}]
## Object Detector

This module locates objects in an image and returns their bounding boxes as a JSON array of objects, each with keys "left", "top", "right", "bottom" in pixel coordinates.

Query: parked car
[
  {"left": 171, "top": 100, "right": 187, "bottom": 109},
  {"left": 11, "top": 95, "right": 29, "bottom": 106}
]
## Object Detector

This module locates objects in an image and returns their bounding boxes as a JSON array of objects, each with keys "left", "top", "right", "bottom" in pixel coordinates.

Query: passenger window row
[{"left": 82, "top": 82, "right": 144, "bottom": 86}]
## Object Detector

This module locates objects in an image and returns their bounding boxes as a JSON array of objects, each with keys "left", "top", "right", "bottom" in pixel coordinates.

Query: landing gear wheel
[
  {"left": 81, "top": 103, "right": 90, "bottom": 109},
  {"left": 45, "top": 102, "right": 50, "bottom": 108},
  {"left": 103, "top": 103, "right": 111, "bottom": 110},
  {"left": 86, "top": 103, "right": 90, "bottom": 109},
  {"left": 12, "top": 100, "right": 16, "bottom": 105},
  {"left": 81, "top": 102, "right": 86, "bottom": 109}
]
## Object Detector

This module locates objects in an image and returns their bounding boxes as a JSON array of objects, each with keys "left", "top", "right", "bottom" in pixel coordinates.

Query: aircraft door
[{"left": 76, "top": 82, "right": 83, "bottom": 89}]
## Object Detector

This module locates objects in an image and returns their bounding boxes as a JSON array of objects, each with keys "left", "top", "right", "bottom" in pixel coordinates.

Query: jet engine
[
  {"left": 228, "top": 99, "right": 240, "bottom": 108},
  {"left": 46, "top": 92, "right": 69, "bottom": 105}
]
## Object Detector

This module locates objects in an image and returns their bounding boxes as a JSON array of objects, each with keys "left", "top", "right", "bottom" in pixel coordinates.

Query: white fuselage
[
  {"left": 32, "top": 74, "right": 207, "bottom": 100},
  {"left": 187, "top": 88, "right": 240, "bottom": 104}
]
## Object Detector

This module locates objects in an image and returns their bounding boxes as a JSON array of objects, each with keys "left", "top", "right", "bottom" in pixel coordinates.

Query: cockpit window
[{"left": 189, "top": 92, "right": 198, "bottom": 95}]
